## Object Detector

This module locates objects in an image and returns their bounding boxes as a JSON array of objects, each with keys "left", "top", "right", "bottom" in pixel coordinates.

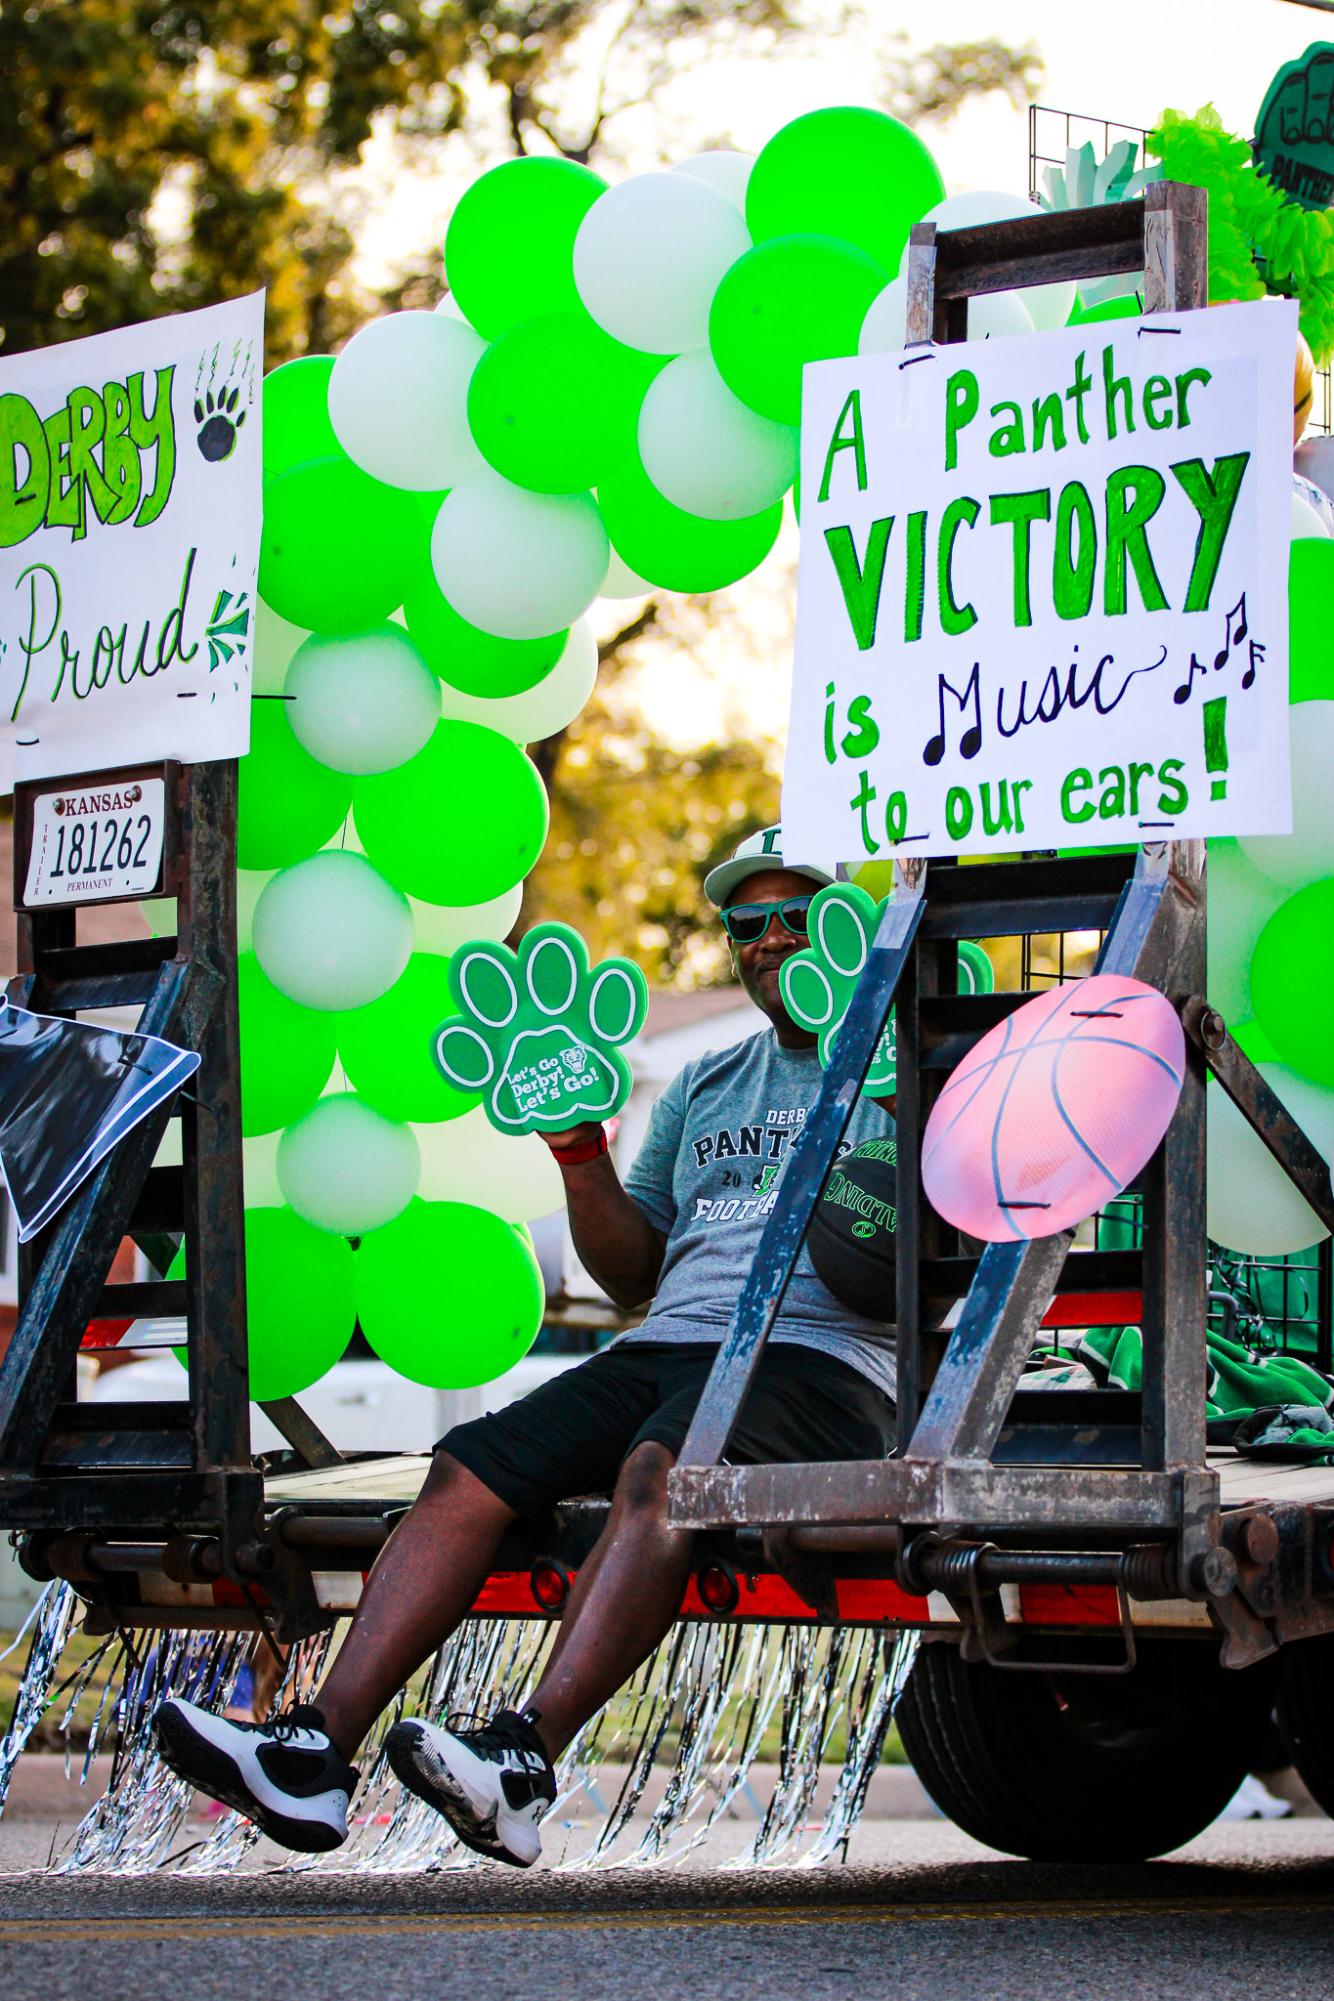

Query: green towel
[{"left": 1067, "top": 1323, "right": 1334, "bottom": 1421}]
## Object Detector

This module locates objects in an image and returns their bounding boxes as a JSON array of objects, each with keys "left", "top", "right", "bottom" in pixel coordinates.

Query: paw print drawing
[
  {"left": 780, "top": 885, "right": 994, "bottom": 1097},
  {"left": 780, "top": 884, "right": 898, "bottom": 1095},
  {"left": 433, "top": 922, "right": 648, "bottom": 1136},
  {"left": 195, "top": 385, "right": 246, "bottom": 463}
]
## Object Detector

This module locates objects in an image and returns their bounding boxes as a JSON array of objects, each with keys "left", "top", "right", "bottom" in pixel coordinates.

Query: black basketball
[{"left": 809, "top": 1137, "right": 898, "bottom": 1321}]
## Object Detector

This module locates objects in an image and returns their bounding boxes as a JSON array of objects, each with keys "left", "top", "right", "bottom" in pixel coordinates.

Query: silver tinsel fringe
[{"left": 0, "top": 1582, "right": 919, "bottom": 1874}]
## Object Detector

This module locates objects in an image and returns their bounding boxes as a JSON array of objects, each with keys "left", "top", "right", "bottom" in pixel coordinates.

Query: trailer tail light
[
  {"left": 530, "top": 1557, "right": 572, "bottom": 1611},
  {"left": 696, "top": 1560, "right": 740, "bottom": 1617}
]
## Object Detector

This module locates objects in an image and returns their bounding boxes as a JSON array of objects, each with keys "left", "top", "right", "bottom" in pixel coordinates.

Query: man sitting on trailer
[{"left": 154, "top": 824, "right": 898, "bottom": 1866}]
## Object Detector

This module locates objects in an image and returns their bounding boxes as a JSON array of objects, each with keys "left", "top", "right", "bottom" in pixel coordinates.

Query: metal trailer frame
[
  {"left": 0, "top": 760, "right": 341, "bottom": 1579},
  {"left": 5, "top": 193, "right": 1334, "bottom": 1679},
  {"left": 666, "top": 186, "right": 1334, "bottom": 1671}
]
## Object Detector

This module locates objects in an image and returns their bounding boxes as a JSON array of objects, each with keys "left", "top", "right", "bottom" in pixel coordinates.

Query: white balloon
[
  {"left": 861, "top": 272, "right": 1030, "bottom": 347},
  {"left": 923, "top": 189, "right": 1039, "bottom": 233},
  {"left": 285, "top": 626, "right": 440, "bottom": 775},
  {"left": 328, "top": 310, "right": 484, "bottom": 491},
  {"left": 638, "top": 351, "right": 798, "bottom": 521},
  {"left": 1207, "top": 1065, "right": 1332, "bottom": 1253},
  {"left": 236, "top": 869, "right": 274, "bottom": 951},
  {"left": 435, "top": 620, "right": 598, "bottom": 743},
  {"left": 919, "top": 193, "right": 1074, "bottom": 331},
  {"left": 278, "top": 1093, "right": 420, "bottom": 1236},
  {"left": 142, "top": 866, "right": 273, "bottom": 951},
  {"left": 1206, "top": 838, "right": 1284, "bottom": 1026},
  {"left": 573, "top": 172, "right": 750, "bottom": 354},
  {"left": 599, "top": 543, "right": 656, "bottom": 599},
  {"left": 673, "top": 150, "right": 754, "bottom": 212},
  {"left": 1023, "top": 278, "right": 1079, "bottom": 331},
  {"left": 410, "top": 883, "right": 523, "bottom": 954},
  {"left": 859, "top": 276, "right": 908, "bottom": 354},
  {"left": 254, "top": 597, "right": 307, "bottom": 695},
  {"left": 1292, "top": 490, "right": 1330, "bottom": 539},
  {"left": 254, "top": 851, "right": 412, "bottom": 1011},
  {"left": 243, "top": 1131, "right": 283, "bottom": 1208},
  {"left": 1240, "top": 702, "right": 1334, "bottom": 892},
  {"left": 414, "top": 1107, "right": 564, "bottom": 1221},
  {"left": 969, "top": 292, "right": 1035, "bottom": 339},
  {"left": 431, "top": 468, "right": 608, "bottom": 640}
]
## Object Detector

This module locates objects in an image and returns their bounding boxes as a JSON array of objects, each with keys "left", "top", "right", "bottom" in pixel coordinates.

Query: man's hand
[{"left": 544, "top": 1129, "right": 667, "bottom": 1308}]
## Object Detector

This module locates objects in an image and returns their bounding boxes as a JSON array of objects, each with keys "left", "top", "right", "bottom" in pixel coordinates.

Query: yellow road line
[{"left": 1, "top": 1895, "right": 1331, "bottom": 1944}]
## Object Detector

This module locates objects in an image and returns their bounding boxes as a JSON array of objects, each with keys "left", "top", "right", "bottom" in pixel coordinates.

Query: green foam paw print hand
[
  {"left": 433, "top": 922, "right": 648, "bottom": 1136},
  {"left": 780, "top": 884, "right": 898, "bottom": 1094},
  {"left": 779, "top": 885, "right": 994, "bottom": 1097}
]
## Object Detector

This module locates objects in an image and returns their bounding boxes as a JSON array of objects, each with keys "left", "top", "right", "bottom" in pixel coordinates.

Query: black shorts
[{"left": 437, "top": 1340, "right": 896, "bottom": 1517}]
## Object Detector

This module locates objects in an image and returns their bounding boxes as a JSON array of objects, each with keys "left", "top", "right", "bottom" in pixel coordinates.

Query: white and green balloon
[
  {"left": 1207, "top": 1064, "right": 1334, "bottom": 1255},
  {"left": 435, "top": 619, "right": 598, "bottom": 743},
  {"left": 286, "top": 625, "right": 441, "bottom": 775},
  {"left": 278, "top": 1093, "right": 421, "bottom": 1236},
  {"left": 431, "top": 469, "right": 609, "bottom": 640},
  {"left": 253, "top": 850, "right": 413, "bottom": 1011},
  {"left": 328, "top": 308, "right": 484, "bottom": 490},
  {"left": 1206, "top": 838, "right": 1286, "bottom": 1028},
  {"left": 1239, "top": 702, "right": 1334, "bottom": 893},
  {"left": 573, "top": 171, "right": 750, "bottom": 354}
]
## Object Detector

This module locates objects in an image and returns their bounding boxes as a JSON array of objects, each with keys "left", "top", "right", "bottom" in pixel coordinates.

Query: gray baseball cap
[{"left": 703, "top": 823, "right": 835, "bottom": 908}]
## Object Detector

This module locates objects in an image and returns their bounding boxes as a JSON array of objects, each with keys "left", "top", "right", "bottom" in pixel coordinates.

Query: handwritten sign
[
  {"left": 0, "top": 292, "right": 263, "bottom": 791},
  {"left": 781, "top": 301, "right": 1295, "bottom": 867}
]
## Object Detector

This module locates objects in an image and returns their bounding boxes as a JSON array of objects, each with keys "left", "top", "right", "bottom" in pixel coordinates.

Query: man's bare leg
[
  {"left": 316, "top": 1453, "right": 516, "bottom": 1760},
  {"left": 524, "top": 1442, "right": 695, "bottom": 1759}
]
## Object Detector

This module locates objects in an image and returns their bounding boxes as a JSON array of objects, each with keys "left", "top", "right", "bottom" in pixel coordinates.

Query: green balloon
[
  {"left": 1067, "top": 294, "right": 1143, "bottom": 325},
  {"left": 353, "top": 720, "right": 549, "bottom": 904},
  {"left": 1233, "top": 1016, "right": 1280, "bottom": 1064},
  {"left": 260, "top": 456, "right": 420, "bottom": 633},
  {"left": 355, "top": 1197, "right": 544, "bottom": 1387},
  {"left": 403, "top": 569, "right": 565, "bottom": 697},
  {"left": 745, "top": 107, "right": 944, "bottom": 275},
  {"left": 467, "top": 311, "right": 660, "bottom": 495},
  {"left": 171, "top": 1206, "right": 356, "bottom": 1400},
  {"left": 709, "top": 234, "right": 888, "bottom": 424},
  {"left": 444, "top": 157, "right": 608, "bottom": 339},
  {"left": 1290, "top": 539, "right": 1334, "bottom": 703},
  {"left": 238, "top": 701, "right": 353, "bottom": 869},
  {"left": 239, "top": 950, "right": 337, "bottom": 1138},
  {"left": 597, "top": 452, "right": 783, "bottom": 592},
  {"left": 262, "top": 358, "right": 340, "bottom": 477},
  {"left": 1252, "top": 881, "right": 1334, "bottom": 1084},
  {"left": 338, "top": 952, "right": 480, "bottom": 1124}
]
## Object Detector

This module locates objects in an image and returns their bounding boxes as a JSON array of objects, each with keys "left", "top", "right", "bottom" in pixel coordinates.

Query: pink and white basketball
[{"left": 921, "top": 974, "right": 1186, "bottom": 1242}]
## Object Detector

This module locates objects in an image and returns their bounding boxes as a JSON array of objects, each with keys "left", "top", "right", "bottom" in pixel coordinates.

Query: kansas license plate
[{"left": 24, "top": 776, "right": 166, "bottom": 906}]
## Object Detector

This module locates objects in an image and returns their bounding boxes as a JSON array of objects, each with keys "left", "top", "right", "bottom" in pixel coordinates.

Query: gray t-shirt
[{"left": 620, "top": 1028, "right": 897, "bottom": 1401}]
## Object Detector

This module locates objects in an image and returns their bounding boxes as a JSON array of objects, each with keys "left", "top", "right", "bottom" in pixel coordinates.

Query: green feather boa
[{"left": 1149, "top": 104, "right": 1334, "bottom": 364}]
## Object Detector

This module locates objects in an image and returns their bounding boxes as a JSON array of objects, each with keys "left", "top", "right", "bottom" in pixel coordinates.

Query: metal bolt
[
  {"left": 1192, "top": 1546, "right": 1238, "bottom": 1597},
  {"left": 1242, "top": 1513, "right": 1280, "bottom": 1564},
  {"left": 1200, "top": 1007, "right": 1227, "bottom": 1050}
]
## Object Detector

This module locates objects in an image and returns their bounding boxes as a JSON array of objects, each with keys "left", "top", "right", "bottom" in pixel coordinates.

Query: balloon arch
[{"left": 187, "top": 105, "right": 1334, "bottom": 1397}]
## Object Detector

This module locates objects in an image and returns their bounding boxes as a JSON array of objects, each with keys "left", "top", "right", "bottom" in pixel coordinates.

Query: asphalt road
[{"left": 4, "top": 1818, "right": 1334, "bottom": 2000}]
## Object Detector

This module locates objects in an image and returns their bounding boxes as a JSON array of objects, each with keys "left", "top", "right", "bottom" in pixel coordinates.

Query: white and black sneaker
[
  {"left": 384, "top": 1707, "right": 556, "bottom": 1867},
  {"left": 154, "top": 1696, "right": 358, "bottom": 1854}
]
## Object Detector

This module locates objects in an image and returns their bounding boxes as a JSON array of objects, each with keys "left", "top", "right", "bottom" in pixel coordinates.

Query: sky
[{"left": 342, "top": 0, "right": 1325, "bottom": 748}]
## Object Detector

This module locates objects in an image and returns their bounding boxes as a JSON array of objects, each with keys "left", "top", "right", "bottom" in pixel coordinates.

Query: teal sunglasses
[{"left": 720, "top": 895, "right": 814, "bottom": 945}]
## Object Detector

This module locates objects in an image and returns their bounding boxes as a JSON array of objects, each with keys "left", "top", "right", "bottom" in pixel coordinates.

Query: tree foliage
[
  {"left": 0, "top": 0, "right": 804, "bottom": 359},
  {"left": 2, "top": 3, "right": 1043, "bottom": 984}
]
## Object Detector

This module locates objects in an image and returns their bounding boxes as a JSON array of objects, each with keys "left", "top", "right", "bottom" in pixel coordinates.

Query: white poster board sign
[
  {"left": 0, "top": 291, "right": 263, "bottom": 791},
  {"left": 782, "top": 300, "right": 1295, "bottom": 867}
]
